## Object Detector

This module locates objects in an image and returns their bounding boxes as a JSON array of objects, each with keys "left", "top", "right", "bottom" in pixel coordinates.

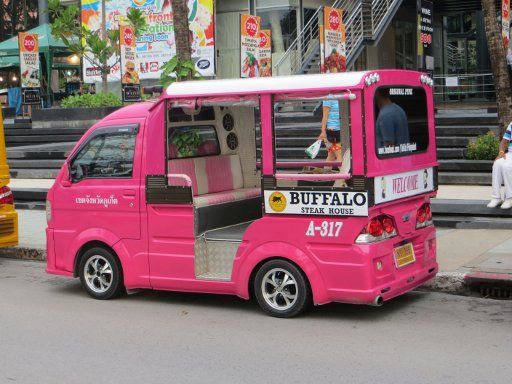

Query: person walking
[
  {"left": 318, "top": 99, "right": 342, "bottom": 163},
  {"left": 488, "top": 123, "right": 512, "bottom": 209}
]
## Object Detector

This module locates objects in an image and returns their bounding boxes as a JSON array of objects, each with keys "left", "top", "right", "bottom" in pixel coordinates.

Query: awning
[{"left": 0, "top": 56, "right": 19, "bottom": 69}]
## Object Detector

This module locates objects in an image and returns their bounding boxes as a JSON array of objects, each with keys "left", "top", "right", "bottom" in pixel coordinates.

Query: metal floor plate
[{"left": 204, "top": 221, "right": 254, "bottom": 242}]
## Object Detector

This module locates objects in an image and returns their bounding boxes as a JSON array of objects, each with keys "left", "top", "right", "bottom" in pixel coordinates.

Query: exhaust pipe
[{"left": 369, "top": 295, "right": 384, "bottom": 307}]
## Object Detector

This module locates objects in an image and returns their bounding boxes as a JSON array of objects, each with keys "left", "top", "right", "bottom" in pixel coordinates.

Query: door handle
[{"left": 122, "top": 189, "right": 136, "bottom": 197}]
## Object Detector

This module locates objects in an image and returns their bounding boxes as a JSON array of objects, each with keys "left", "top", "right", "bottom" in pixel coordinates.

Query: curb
[
  {"left": 0, "top": 247, "right": 46, "bottom": 261},
  {"left": 419, "top": 272, "right": 469, "bottom": 295}
]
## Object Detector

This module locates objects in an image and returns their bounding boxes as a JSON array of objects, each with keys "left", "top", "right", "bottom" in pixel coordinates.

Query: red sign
[
  {"left": 23, "top": 35, "right": 36, "bottom": 52},
  {"left": 259, "top": 31, "right": 268, "bottom": 48},
  {"left": 245, "top": 17, "right": 258, "bottom": 37},
  {"left": 328, "top": 9, "right": 341, "bottom": 31},
  {"left": 123, "top": 27, "right": 134, "bottom": 46}
]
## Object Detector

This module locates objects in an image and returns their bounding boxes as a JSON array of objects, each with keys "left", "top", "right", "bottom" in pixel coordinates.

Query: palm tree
[
  {"left": 481, "top": 0, "right": 512, "bottom": 134},
  {"left": 171, "top": 0, "right": 192, "bottom": 79}
]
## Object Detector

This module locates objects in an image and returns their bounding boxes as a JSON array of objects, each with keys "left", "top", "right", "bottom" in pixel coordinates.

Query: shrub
[
  {"left": 61, "top": 92, "right": 123, "bottom": 108},
  {"left": 466, "top": 132, "right": 500, "bottom": 160}
]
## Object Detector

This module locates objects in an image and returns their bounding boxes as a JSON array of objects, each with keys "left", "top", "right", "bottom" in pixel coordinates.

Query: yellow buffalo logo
[{"left": 269, "top": 192, "right": 287, "bottom": 212}]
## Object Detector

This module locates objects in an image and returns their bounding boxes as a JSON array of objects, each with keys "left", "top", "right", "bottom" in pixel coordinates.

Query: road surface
[{"left": 1, "top": 258, "right": 511, "bottom": 384}]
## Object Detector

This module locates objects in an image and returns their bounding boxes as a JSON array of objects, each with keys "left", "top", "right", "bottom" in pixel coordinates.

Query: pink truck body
[{"left": 46, "top": 70, "right": 438, "bottom": 308}]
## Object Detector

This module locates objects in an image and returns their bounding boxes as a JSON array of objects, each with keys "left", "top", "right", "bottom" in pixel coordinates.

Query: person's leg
[
  {"left": 500, "top": 154, "right": 512, "bottom": 209},
  {"left": 491, "top": 158, "right": 505, "bottom": 199}
]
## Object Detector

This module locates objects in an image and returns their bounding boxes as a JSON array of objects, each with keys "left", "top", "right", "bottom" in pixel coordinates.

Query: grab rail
[
  {"left": 167, "top": 173, "right": 192, "bottom": 187},
  {"left": 275, "top": 173, "right": 351, "bottom": 181}
]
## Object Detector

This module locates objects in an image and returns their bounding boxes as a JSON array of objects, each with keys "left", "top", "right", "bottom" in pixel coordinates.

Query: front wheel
[
  {"left": 254, "top": 260, "right": 312, "bottom": 318},
  {"left": 78, "top": 247, "right": 124, "bottom": 300}
]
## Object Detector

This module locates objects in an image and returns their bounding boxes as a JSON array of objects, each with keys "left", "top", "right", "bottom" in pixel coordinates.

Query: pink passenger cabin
[{"left": 46, "top": 70, "right": 438, "bottom": 317}]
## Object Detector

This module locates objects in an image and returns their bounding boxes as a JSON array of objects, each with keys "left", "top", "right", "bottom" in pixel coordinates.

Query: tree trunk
[
  {"left": 101, "top": 0, "right": 109, "bottom": 92},
  {"left": 172, "top": 0, "right": 192, "bottom": 78},
  {"left": 482, "top": 0, "right": 512, "bottom": 134}
]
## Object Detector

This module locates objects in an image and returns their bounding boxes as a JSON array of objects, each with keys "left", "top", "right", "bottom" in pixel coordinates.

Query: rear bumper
[{"left": 323, "top": 226, "right": 438, "bottom": 305}]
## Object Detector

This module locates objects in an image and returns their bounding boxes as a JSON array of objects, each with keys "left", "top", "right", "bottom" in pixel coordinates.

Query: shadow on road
[{"left": 50, "top": 276, "right": 429, "bottom": 320}]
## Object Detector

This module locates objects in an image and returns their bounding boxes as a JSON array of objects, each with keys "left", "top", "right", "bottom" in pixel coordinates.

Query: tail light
[
  {"left": 356, "top": 214, "right": 397, "bottom": 244},
  {"left": 416, "top": 203, "right": 433, "bottom": 229},
  {"left": 0, "top": 186, "right": 14, "bottom": 205}
]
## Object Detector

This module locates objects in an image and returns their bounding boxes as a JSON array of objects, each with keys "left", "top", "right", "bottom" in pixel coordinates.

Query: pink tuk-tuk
[{"left": 46, "top": 70, "right": 438, "bottom": 317}]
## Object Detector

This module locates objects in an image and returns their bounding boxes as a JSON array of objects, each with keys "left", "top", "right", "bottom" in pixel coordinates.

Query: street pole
[{"left": 38, "top": 0, "right": 49, "bottom": 24}]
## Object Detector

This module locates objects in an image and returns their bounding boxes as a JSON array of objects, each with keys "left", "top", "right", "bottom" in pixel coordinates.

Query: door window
[{"left": 70, "top": 127, "right": 137, "bottom": 181}]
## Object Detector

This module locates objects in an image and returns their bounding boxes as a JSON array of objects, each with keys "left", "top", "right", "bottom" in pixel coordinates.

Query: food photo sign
[
  {"left": 18, "top": 32, "right": 41, "bottom": 105},
  {"left": 120, "top": 24, "right": 141, "bottom": 102},
  {"left": 240, "top": 14, "right": 261, "bottom": 78},
  {"left": 259, "top": 29, "right": 272, "bottom": 77},
  {"left": 323, "top": 7, "right": 346, "bottom": 73}
]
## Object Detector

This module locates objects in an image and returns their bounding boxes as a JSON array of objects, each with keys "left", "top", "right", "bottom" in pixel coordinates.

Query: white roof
[{"left": 165, "top": 71, "right": 370, "bottom": 98}]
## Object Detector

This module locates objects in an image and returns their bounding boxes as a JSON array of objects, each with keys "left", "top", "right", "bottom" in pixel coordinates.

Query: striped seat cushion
[{"left": 168, "top": 155, "right": 259, "bottom": 205}]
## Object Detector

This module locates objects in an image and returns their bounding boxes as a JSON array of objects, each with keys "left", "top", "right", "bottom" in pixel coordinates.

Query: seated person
[
  {"left": 488, "top": 123, "right": 512, "bottom": 209},
  {"left": 375, "top": 88, "right": 409, "bottom": 149}
]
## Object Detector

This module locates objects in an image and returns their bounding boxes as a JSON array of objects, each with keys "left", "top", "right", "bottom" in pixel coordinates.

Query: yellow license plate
[{"left": 393, "top": 243, "right": 416, "bottom": 268}]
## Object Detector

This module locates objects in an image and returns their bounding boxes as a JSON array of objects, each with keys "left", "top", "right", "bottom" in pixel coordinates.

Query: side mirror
[{"left": 61, "top": 163, "right": 72, "bottom": 188}]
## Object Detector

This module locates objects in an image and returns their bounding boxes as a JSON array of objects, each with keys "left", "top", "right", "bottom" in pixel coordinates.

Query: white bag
[{"left": 305, "top": 139, "right": 322, "bottom": 159}]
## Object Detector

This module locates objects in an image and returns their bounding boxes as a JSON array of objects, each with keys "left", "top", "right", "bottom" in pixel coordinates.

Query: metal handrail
[
  {"left": 274, "top": 0, "right": 400, "bottom": 76},
  {"left": 274, "top": 0, "right": 347, "bottom": 76}
]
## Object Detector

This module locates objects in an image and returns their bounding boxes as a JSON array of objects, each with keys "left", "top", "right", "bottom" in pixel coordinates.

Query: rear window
[
  {"left": 168, "top": 125, "right": 220, "bottom": 159},
  {"left": 374, "top": 86, "right": 428, "bottom": 158}
]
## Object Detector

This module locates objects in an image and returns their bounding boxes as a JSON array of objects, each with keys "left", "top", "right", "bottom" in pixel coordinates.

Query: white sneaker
[
  {"left": 501, "top": 199, "right": 512, "bottom": 209},
  {"left": 487, "top": 199, "right": 503, "bottom": 208}
]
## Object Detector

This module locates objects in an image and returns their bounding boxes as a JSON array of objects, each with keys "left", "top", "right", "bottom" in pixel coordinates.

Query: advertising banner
[
  {"left": 264, "top": 190, "right": 369, "bottom": 217},
  {"left": 417, "top": 0, "right": 434, "bottom": 76},
  {"left": 120, "top": 24, "right": 141, "bottom": 102},
  {"left": 18, "top": 32, "right": 41, "bottom": 105},
  {"left": 259, "top": 29, "right": 272, "bottom": 77},
  {"left": 503, "top": 0, "right": 510, "bottom": 48},
  {"left": 81, "top": 0, "right": 215, "bottom": 83},
  {"left": 374, "top": 167, "right": 434, "bottom": 205},
  {"left": 240, "top": 14, "right": 261, "bottom": 78},
  {"left": 323, "top": 7, "right": 346, "bottom": 73}
]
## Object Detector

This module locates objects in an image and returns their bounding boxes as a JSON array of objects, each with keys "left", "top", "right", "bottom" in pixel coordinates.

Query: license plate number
[{"left": 393, "top": 243, "right": 416, "bottom": 268}]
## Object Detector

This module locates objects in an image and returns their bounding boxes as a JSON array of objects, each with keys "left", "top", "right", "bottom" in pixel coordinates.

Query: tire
[
  {"left": 78, "top": 247, "right": 124, "bottom": 300},
  {"left": 254, "top": 260, "right": 312, "bottom": 318}
]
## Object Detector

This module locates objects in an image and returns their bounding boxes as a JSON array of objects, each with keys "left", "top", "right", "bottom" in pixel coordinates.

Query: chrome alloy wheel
[
  {"left": 83, "top": 255, "right": 113, "bottom": 294},
  {"left": 261, "top": 268, "right": 298, "bottom": 311}
]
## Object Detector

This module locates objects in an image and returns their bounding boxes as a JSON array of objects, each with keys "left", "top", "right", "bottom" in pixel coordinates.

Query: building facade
[{"left": 0, "top": 0, "right": 498, "bottom": 102}]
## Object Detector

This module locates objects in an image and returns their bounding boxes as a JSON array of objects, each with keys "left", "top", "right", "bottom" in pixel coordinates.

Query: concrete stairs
[
  {"left": 432, "top": 199, "right": 512, "bottom": 229},
  {"left": 435, "top": 111, "right": 498, "bottom": 186},
  {"left": 4, "top": 121, "right": 85, "bottom": 179}
]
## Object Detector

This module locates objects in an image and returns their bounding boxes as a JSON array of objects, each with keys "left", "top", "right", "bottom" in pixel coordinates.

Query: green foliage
[
  {"left": 160, "top": 56, "right": 203, "bottom": 88},
  {"left": 172, "top": 129, "right": 201, "bottom": 157},
  {"left": 49, "top": 0, "right": 147, "bottom": 77},
  {"left": 61, "top": 92, "right": 122, "bottom": 108},
  {"left": 466, "top": 132, "right": 500, "bottom": 160}
]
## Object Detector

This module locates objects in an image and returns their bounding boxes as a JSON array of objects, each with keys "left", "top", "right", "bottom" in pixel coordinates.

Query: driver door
[{"left": 52, "top": 124, "right": 142, "bottom": 271}]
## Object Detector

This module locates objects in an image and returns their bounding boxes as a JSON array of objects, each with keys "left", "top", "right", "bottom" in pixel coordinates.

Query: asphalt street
[{"left": 0, "top": 258, "right": 511, "bottom": 384}]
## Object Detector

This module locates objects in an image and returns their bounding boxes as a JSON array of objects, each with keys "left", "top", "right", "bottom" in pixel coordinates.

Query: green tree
[
  {"left": 481, "top": 0, "right": 512, "bottom": 134},
  {"left": 48, "top": 0, "right": 146, "bottom": 93}
]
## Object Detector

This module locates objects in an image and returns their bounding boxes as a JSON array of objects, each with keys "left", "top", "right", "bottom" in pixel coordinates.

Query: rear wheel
[
  {"left": 254, "top": 260, "right": 312, "bottom": 318},
  {"left": 78, "top": 247, "right": 124, "bottom": 300}
]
